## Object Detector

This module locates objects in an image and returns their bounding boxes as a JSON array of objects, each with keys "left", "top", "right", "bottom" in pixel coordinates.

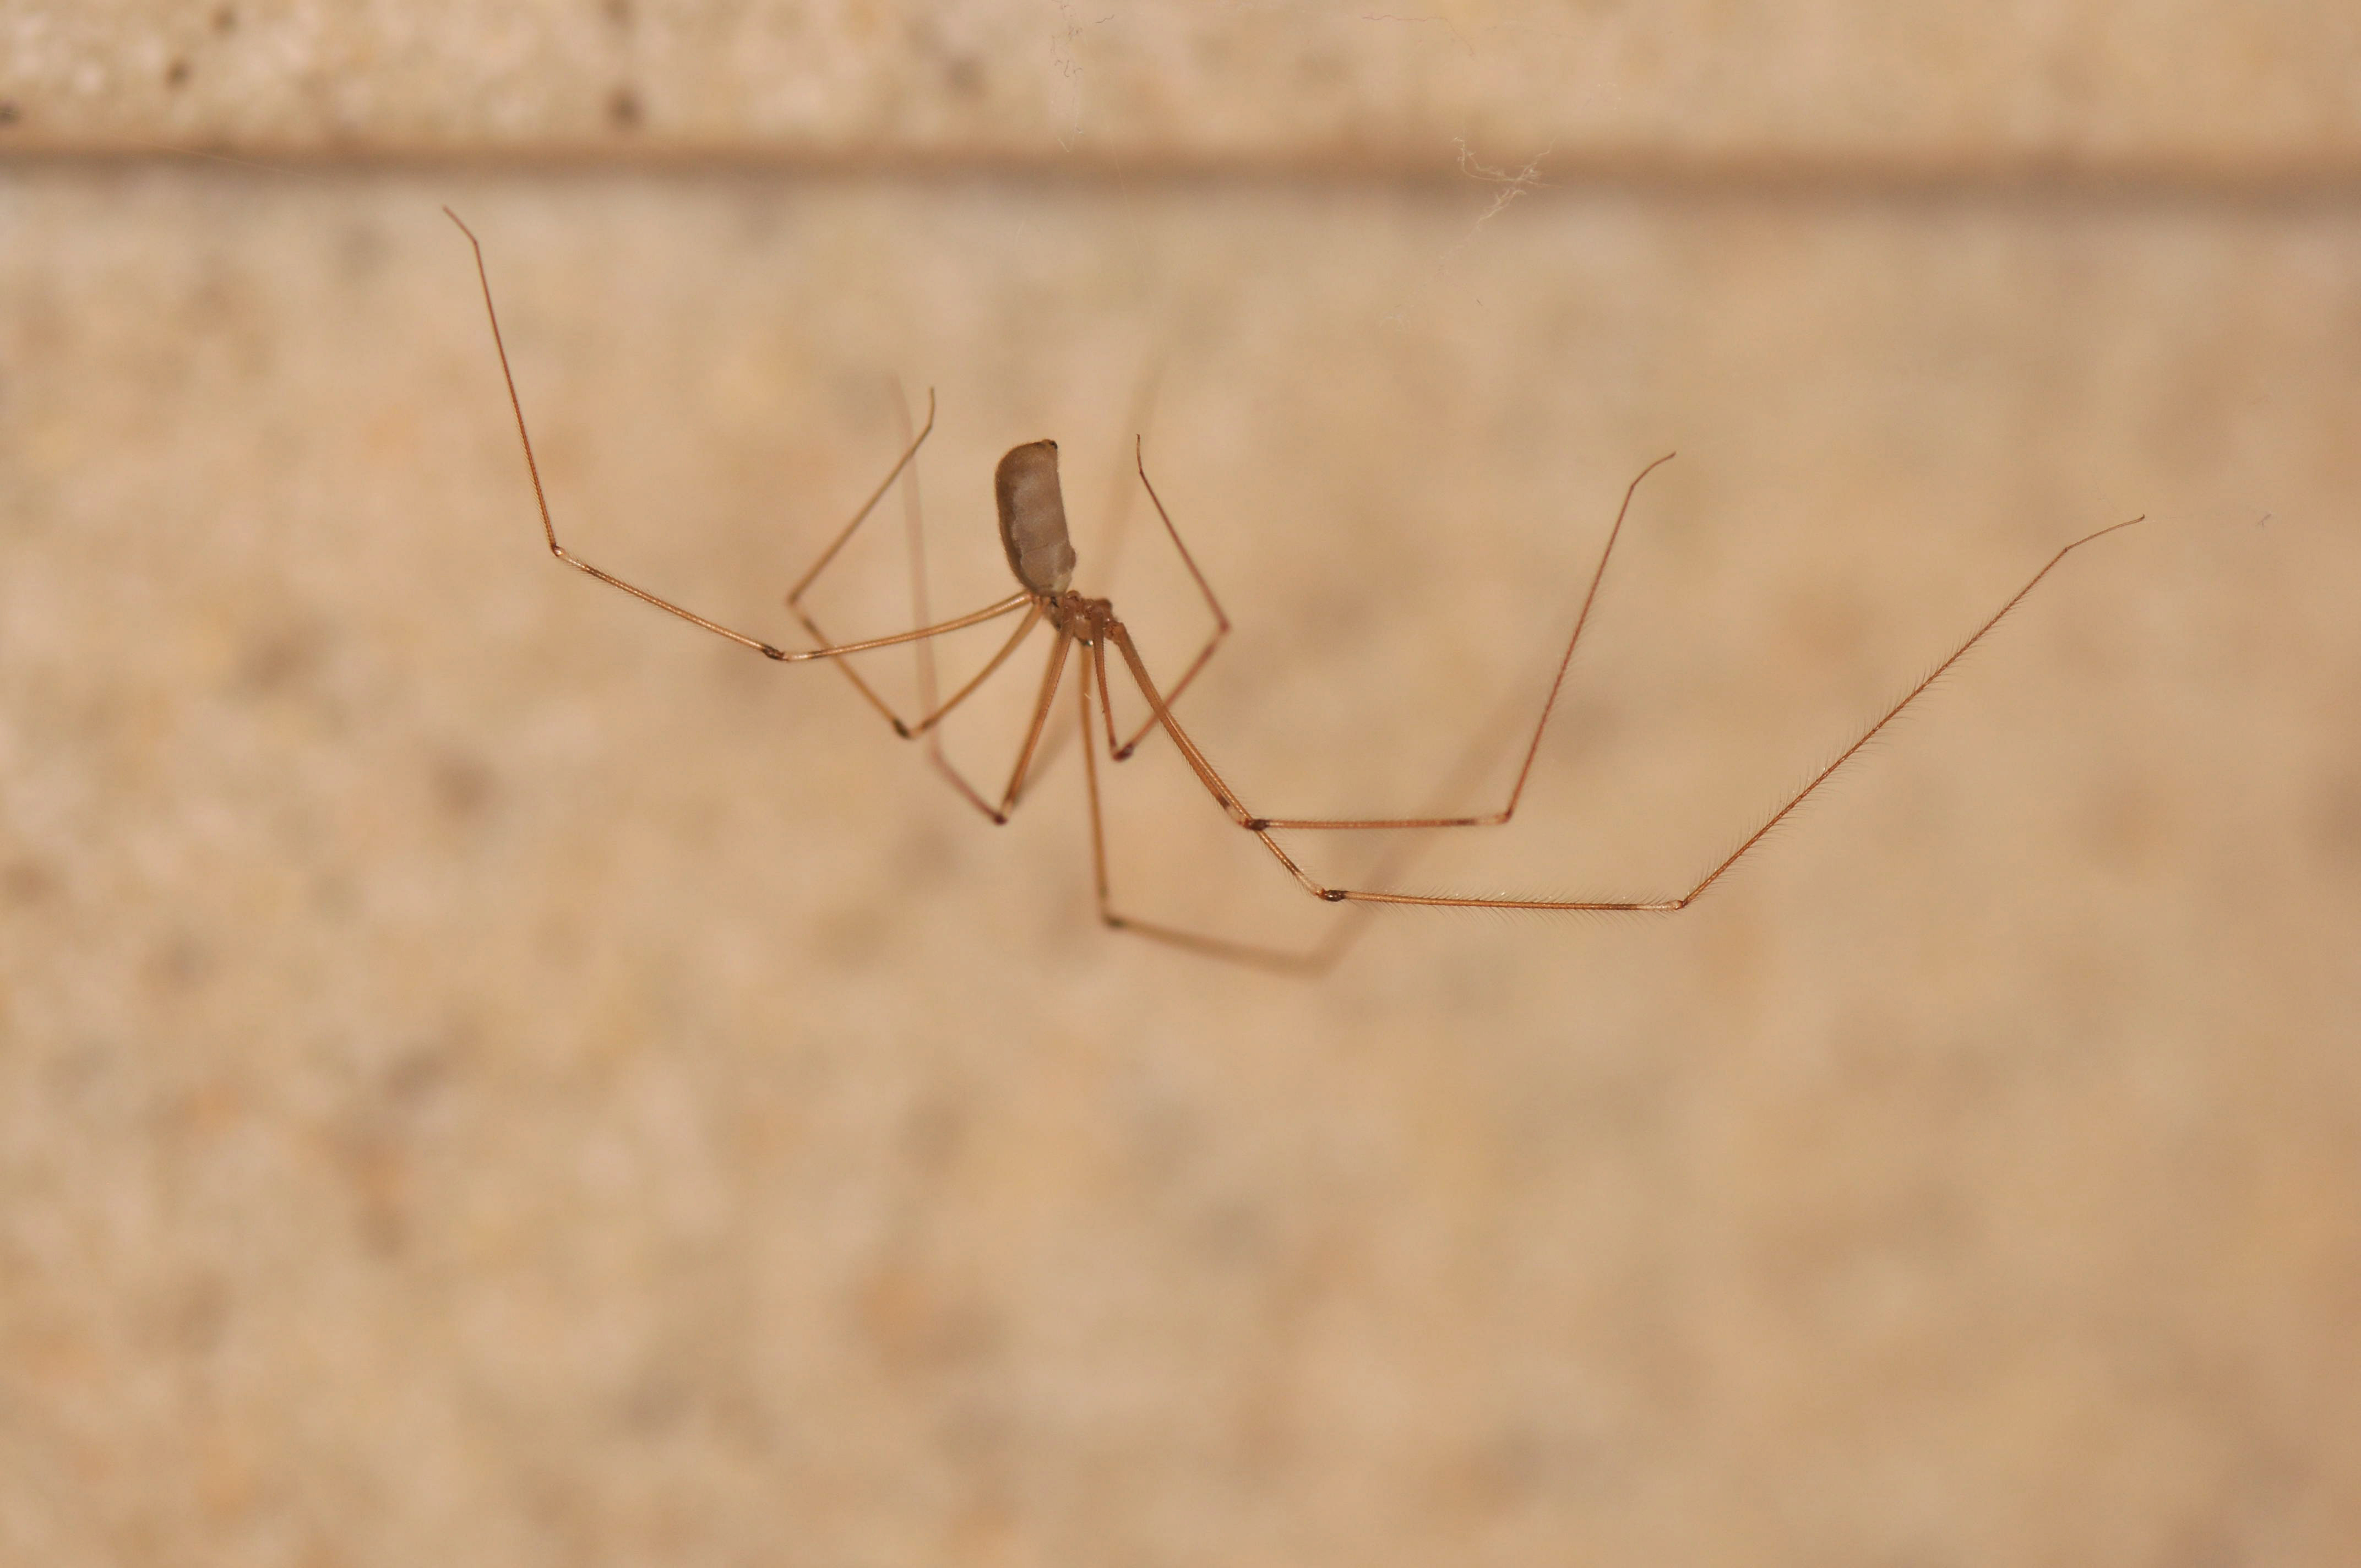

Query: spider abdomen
[{"left": 995, "top": 440, "right": 1078, "bottom": 595}]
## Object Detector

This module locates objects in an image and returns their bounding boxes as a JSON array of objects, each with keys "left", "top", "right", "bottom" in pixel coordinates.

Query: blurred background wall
[{"left": 2, "top": 3, "right": 2357, "bottom": 1564}]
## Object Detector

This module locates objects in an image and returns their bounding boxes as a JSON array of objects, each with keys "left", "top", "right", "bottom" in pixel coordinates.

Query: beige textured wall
[
  {"left": 3, "top": 4, "right": 2359, "bottom": 1566},
  {"left": 9, "top": 0, "right": 2361, "bottom": 175}
]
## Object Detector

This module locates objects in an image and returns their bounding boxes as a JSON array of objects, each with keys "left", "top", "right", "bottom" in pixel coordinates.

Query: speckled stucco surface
[
  {"left": 4, "top": 7, "right": 2361, "bottom": 1567},
  {"left": 5, "top": 0, "right": 2361, "bottom": 175}
]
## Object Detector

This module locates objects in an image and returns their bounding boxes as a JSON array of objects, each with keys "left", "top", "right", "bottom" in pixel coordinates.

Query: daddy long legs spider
[{"left": 448, "top": 209, "right": 2140, "bottom": 971}]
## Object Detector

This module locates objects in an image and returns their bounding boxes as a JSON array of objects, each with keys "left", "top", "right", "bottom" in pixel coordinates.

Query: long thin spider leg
[
  {"left": 781, "top": 386, "right": 1060, "bottom": 818},
  {"left": 890, "top": 378, "right": 946, "bottom": 745},
  {"left": 1248, "top": 452, "right": 1675, "bottom": 831},
  {"left": 1109, "top": 438, "right": 1234, "bottom": 760},
  {"left": 909, "top": 607, "right": 1045, "bottom": 739},
  {"left": 447, "top": 207, "right": 1030, "bottom": 663},
  {"left": 1102, "top": 623, "right": 1338, "bottom": 901},
  {"left": 796, "top": 590, "right": 1043, "bottom": 737},
  {"left": 1092, "top": 639, "right": 1123, "bottom": 760},
  {"left": 785, "top": 386, "right": 936, "bottom": 608},
  {"left": 907, "top": 607, "right": 1050, "bottom": 823},
  {"left": 884, "top": 385, "right": 1050, "bottom": 820},
  {"left": 779, "top": 382, "right": 941, "bottom": 732},
  {"left": 980, "top": 631, "right": 1075, "bottom": 823},
  {"left": 1325, "top": 516, "right": 2147, "bottom": 911},
  {"left": 1107, "top": 515, "right": 2136, "bottom": 911},
  {"left": 801, "top": 602, "right": 1050, "bottom": 823},
  {"left": 1079, "top": 645, "right": 1111, "bottom": 908},
  {"left": 1077, "top": 634, "right": 1360, "bottom": 973},
  {"left": 1088, "top": 357, "right": 1166, "bottom": 587}
]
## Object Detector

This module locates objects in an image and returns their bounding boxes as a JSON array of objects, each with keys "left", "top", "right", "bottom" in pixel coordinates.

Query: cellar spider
[{"left": 449, "top": 210, "right": 2139, "bottom": 971}]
